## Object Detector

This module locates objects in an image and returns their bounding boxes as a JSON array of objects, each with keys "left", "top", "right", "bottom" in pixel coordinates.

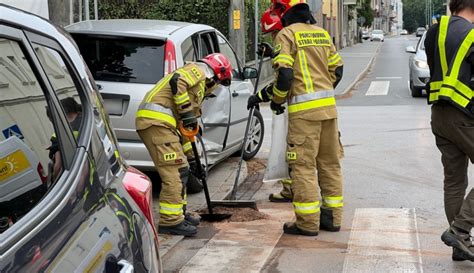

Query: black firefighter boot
[
  {"left": 158, "top": 220, "right": 197, "bottom": 237},
  {"left": 320, "top": 208, "right": 341, "bottom": 232}
]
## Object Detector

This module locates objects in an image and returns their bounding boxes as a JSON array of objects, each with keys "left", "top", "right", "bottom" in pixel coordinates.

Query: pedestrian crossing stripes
[
  {"left": 342, "top": 208, "right": 423, "bottom": 273},
  {"left": 365, "top": 81, "right": 390, "bottom": 96}
]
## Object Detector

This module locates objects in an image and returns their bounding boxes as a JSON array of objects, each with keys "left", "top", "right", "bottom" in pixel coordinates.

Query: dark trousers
[{"left": 431, "top": 103, "right": 474, "bottom": 233}]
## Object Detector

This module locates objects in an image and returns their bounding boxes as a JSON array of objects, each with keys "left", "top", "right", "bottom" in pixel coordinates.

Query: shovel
[{"left": 179, "top": 124, "right": 231, "bottom": 222}]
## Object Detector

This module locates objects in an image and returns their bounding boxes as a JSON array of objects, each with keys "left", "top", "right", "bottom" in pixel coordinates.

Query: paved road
[{"left": 160, "top": 35, "right": 474, "bottom": 273}]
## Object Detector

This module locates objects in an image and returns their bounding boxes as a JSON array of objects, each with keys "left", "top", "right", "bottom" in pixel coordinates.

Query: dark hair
[
  {"left": 449, "top": 0, "right": 474, "bottom": 14},
  {"left": 60, "top": 97, "right": 82, "bottom": 114}
]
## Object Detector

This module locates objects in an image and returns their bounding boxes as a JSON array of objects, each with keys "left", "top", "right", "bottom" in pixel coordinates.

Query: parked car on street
[
  {"left": 66, "top": 20, "right": 264, "bottom": 172},
  {"left": 362, "top": 30, "right": 371, "bottom": 40},
  {"left": 416, "top": 27, "right": 426, "bottom": 37},
  {"left": 0, "top": 5, "right": 161, "bottom": 272},
  {"left": 400, "top": 29, "right": 408, "bottom": 35},
  {"left": 406, "top": 32, "right": 430, "bottom": 97},
  {"left": 370, "top": 29, "right": 385, "bottom": 42}
]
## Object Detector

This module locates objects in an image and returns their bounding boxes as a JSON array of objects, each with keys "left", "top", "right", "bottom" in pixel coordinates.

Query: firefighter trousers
[
  {"left": 431, "top": 103, "right": 474, "bottom": 233},
  {"left": 138, "top": 126, "right": 189, "bottom": 226},
  {"left": 287, "top": 118, "right": 344, "bottom": 233}
]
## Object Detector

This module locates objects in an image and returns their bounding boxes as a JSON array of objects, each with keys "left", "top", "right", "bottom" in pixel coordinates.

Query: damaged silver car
[{"left": 66, "top": 20, "right": 265, "bottom": 172}]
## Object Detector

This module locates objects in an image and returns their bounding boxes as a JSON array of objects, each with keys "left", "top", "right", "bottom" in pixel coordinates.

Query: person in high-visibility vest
[
  {"left": 136, "top": 53, "right": 232, "bottom": 236},
  {"left": 248, "top": 0, "right": 344, "bottom": 236},
  {"left": 424, "top": 0, "right": 474, "bottom": 262}
]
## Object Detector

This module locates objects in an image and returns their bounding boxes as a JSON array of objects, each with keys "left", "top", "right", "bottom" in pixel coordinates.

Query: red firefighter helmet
[
  {"left": 271, "top": 0, "right": 308, "bottom": 17},
  {"left": 201, "top": 53, "right": 232, "bottom": 86},
  {"left": 261, "top": 8, "right": 283, "bottom": 34}
]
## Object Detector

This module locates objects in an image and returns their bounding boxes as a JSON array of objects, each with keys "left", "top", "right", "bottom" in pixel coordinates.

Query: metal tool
[
  {"left": 179, "top": 124, "right": 231, "bottom": 221},
  {"left": 209, "top": 48, "right": 268, "bottom": 210}
]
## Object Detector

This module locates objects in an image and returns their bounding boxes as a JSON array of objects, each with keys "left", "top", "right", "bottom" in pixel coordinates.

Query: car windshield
[
  {"left": 373, "top": 30, "right": 383, "bottom": 35},
  {"left": 72, "top": 34, "right": 165, "bottom": 84},
  {"left": 417, "top": 28, "right": 425, "bottom": 32}
]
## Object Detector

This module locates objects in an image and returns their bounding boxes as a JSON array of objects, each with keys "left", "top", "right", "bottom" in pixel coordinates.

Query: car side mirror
[
  {"left": 242, "top": 67, "right": 258, "bottom": 79},
  {"left": 406, "top": 46, "right": 416, "bottom": 53}
]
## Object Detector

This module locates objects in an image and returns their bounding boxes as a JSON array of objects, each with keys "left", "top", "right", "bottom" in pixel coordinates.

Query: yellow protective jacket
[
  {"left": 136, "top": 63, "right": 214, "bottom": 131},
  {"left": 271, "top": 23, "right": 343, "bottom": 120}
]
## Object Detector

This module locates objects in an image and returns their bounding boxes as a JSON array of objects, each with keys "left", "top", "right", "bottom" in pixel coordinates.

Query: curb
[{"left": 341, "top": 43, "right": 382, "bottom": 95}]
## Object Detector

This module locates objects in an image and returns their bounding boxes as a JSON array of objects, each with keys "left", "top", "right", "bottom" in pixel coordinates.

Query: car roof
[{"left": 66, "top": 19, "right": 214, "bottom": 39}]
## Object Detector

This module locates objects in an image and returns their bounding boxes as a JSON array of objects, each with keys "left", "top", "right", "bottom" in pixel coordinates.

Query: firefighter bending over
[{"left": 136, "top": 53, "right": 232, "bottom": 236}]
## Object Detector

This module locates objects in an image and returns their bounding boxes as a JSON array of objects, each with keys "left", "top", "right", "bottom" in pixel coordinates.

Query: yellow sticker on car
[
  {"left": 0, "top": 150, "right": 31, "bottom": 182},
  {"left": 164, "top": 152, "right": 177, "bottom": 161},
  {"left": 287, "top": 152, "right": 297, "bottom": 160}
]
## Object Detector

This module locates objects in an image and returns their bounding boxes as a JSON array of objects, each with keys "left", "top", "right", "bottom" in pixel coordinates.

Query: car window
[
  {"left": 0, "top": 38, "right": 60, "bottom": 233},
  {"left": 199, "top": 33, "right": 215, "bottom": 57},
  {"left": 373, "top": 30, "right": 383, "bottom": 35},
  {"left": 181, "top": 36, "right": 196, "bottom": 63},
  {"left": 32, "top": 43, "right": 85, "bottom": 180},
  {"left": 71, "top": 34, "right": 166, "bottom": 84},
  {"left": 217, "top": 35, "right": 240, "bottom": 77}
]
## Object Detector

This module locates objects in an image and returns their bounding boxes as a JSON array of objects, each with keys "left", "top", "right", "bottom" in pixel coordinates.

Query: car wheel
[
  {"left": 410, "top": 80, "right": 422, "bottom": 97},
  {"left": 241, "top": 109, "right": 264, "bottom": 161}
]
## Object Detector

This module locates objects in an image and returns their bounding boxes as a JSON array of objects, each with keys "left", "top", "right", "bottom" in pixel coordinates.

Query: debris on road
[{"left": 197, "top": 207, "right": 269, "bottom": 222}]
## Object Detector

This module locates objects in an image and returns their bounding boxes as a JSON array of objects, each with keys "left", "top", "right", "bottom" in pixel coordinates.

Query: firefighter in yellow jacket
[
  {"left": 249, "top": 0, "right": 344, "bottom": 236},
  {"left": 136, "top": 53, "right": 232, "bottom": 236}
]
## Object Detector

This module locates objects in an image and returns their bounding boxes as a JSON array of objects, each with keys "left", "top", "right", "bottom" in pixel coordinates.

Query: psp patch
[
  {"left": 287, "top": 152, "right": 297, "bottom": 160},
  {"left": 164, "top": 152, "right": 177, "bottom": 161}
]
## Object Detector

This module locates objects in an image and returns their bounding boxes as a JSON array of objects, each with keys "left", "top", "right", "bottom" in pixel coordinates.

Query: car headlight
[{"left": 415, "top": 60, "right": 428, "bottom": 69}]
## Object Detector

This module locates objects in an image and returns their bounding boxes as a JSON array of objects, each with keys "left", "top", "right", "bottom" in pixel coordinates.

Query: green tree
[
  {"left": 98, "top": 0, "right": 230, "bottom": 38},
  {"left": 357, "top": 0, "right": 374, "bottom": 28},
  {"left": 403, "top": 0, "right": 446, "bottom": 33}
]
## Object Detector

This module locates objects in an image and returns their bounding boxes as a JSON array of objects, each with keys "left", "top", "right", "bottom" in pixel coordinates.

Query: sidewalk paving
[{"left": 157, "top": 157, "right": 248, "bottom": 255}]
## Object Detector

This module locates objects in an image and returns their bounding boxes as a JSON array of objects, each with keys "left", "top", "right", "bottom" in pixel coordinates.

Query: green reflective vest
[{"left": 428, "top": 16, "right": 474, "bottom": 116}]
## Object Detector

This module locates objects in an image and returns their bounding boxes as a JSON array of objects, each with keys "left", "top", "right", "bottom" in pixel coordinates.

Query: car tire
[
  {"left": 241, "top": 109, "right": 264, "bottom": 161},
  {"left": 410, "top": 80, "right": 423, "bottom": 97}
]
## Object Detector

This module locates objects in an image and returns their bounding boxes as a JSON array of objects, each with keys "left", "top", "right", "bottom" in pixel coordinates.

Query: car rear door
[
  {"left": 191, "top": 31, "right": 231, "bottom": 153},
  {"left": 215, "top": 34, "right": 254, "bottom": 150}
]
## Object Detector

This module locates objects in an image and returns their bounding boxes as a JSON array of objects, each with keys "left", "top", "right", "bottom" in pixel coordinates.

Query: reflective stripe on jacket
[
  {"left": 272, "top": 23, "right": 343, "bottom": 119},
  {"left": 136, "top": 63, "right": 207, "bottom": 130}
]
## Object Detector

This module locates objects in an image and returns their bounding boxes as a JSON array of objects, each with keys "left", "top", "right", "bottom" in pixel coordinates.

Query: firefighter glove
[
  {"left": 270, "top": 101, "right": 285, "bottom": 115},
  {"left": 257, "top": 42, "right": 274, "bottom": 58},
  {"left": 247, "top": 95, "right": 262, "bottom": 110},
  {"left": 188, "top": 160, "right": 205, "bottom": 180},
  {"left": 180, "top": 111, "right": 198, "bottom": 130}
]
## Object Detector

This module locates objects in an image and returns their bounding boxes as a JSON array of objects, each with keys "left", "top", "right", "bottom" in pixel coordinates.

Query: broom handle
[
  {"left": 191, "top": 139, "right": 213, "bottom": 215},
  {"left": 230, "top": 49, "right": 266, "bottom": 200}
]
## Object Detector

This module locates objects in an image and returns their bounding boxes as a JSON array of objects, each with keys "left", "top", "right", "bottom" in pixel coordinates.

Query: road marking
[
  {"left": 343, "top": 208, "right": 423, "bottom": 273},
  {"left": 180, "top": 205, "right": 294, "bottom": 273},
  {"left": 366, "top": 81, "right": 390, "bottom": 96},
  {"left": 376, "top": 77, "right": 402, "bottom": 80}
]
